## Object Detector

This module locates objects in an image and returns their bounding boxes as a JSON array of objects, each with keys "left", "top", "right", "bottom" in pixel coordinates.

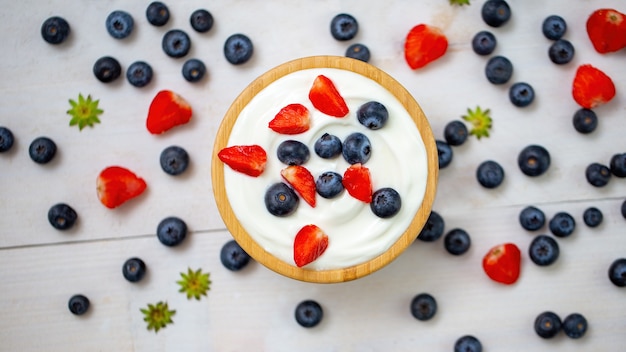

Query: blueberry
[
  {"left": 436, "top": 140, "right": 453, "bottom": 169},
  {"left": 509, "top": 82, "right": 535, "bottom": 107},
  {"left": 330, "top": 13, "right": 358, "bottom": 41},
  {"left": 223, "top": 34, "right": 253, "bottom": 65},
  {"left": 68, "top": 294, "right": 90, "bottom": 315},
  {"left": 357, "top": 101, "right": 388, "bottom": 130},
  {"left": 563, "top": 313, "right": 587, "bottom": 339},
  {"left": 482, "top": 0, "right": 511, "bottom": 27},
  {"left": 417, "top": 211, "right": 444, "bottom": 242},
  {"left": 583, "top": 207, "right": 603, "bottom": 228},
  {"left": 444, "top": 120, "right": 468, "bottom": 146},
  {"left": 454, "top": 335, "right": 482, "bottom": 352},
  {"left": 220, "top": 239, "right": 251, "bottom": 271},
  {"left": 472, "top": 30, "right": 497, "bottom": 56},
  {"left": 122, "top": 257, "right": 146, "bottom": 282},
  {"left": 265, "top": 182, "right": 299, "bottom": 217},
  {"left": 0, "top": 126, "right": 14, "bottom": 153},
  {"left": 190, "top": 9, "right": 214, "bottom": 33},
  {"left": 608, "top": 258, "right": 626, "bottom": 287},
  {"left": 534, "top": 311, "right": 562, "bottom": 338},
  {"left": 182, "top": 58, "right": 206, "bottom": 82},
  {"left": 585, "top": 162, "right": 611, "bottom": 187},
  {"left": 518, "top": 145, "right": 550, "bottom": 177},
  {"left": 370, "top": 187, "right": 402, "bottom": 218},
  {"left": 529, "top": 234, "right": 560, "bottom": 266},
  {"left": 277, "top": 140, "right": 310, "bottom": 166},
  {"left": 548, "top": 39, "right": 575, "bottom": 65},
  {"left": 146, "top": 1, "right": 170, "bottom": 27},
  {"left": 609, "top": 153, "right": 626, "bottom": 177},
  {"left": 316, "top": 171, "right": 344, "bottom": 199},
  {"left": 29, "top": 136, "right": 57, "bottom": 164},
  {"left": 295, "top": 300, "right": 323, "bottom": 328},
  {"left": 105, "top": 10, "right": 134, "bottom": 39},
  {"left": 126, "top": 61, "right": 153, "bottom": 87},
  {"left": 485, "top": 55, "right": 513, "bottom": 85},
  {"left": 622, "top": 199, "right": 626, "bottom": 220},
  {"left": 542, "top": 15, "right": 567, "bottom": 40},
  {"left": 160, "top": 145, "right": 189, "bottom": 176},
  {"left": 156, "top": 216, "right": 188, "bottom": 247},
  {"left": 41, "top": 16, "right": 70, "bottom": 44},
  {"left": 48, "top": 203, "right": 78, "bottom": 231},
  {"left": 444, "top": 228, "right": 471, "bottom": 255},
  {"left": 549, "top": 212, "right": 575, "bottom": 238},
  {"left": 410, "top": 293, "right": 437, "bottom": 321},
  {"left": 519, "top": 206, "right": 545, "bottom": 231},
  {"left": 162, "top": 29, "right": 191, "bottom": 58},
  {"left": 572, "top": 108, "right": 598, "bottom": 134},
  {"left": 314, "top": 133, "right": 342, "bottom": 159},
  {"left": 342, "top": 132, "right": 371, "bottom": 164},
  {"left": 476, "top": 160, "right": 505, "bottom": 189},
  {"left": 93, "top": 56, "right": 122, "bottom": 83},
  {"left": 345, "top": 43, "right": 370, "bottom": 62}
]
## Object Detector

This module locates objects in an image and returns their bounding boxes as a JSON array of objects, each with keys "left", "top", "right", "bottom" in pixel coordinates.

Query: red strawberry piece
[
  {"left": 146, "top": 90, "right": 192, "bottom": 134},
  {"left": 482, "top": 243, "right": 521, "bottom": 285},
  {"left": 268, "top": 103, "right": 311, "bottom": 134},
  {"left": 97, "top": 166, "right": 147, "bottom": 209},
  {"left": 293, "top": 224, "right": 328, "bottom": 267},
  {"left": 342, "top": 163, "right": 372, "bottom": 203},
  {"left": 586, "top": 8, "right": 626, "bottom": 54},
  {"left": 218, "top": 145, "right": 267, "bottom": 177},
  {"left": 404, "top": 24, "right": 448, "bottom": 70},
  {"left": 572, "top": 64, "right": 616, "bottom": 109},
  {"left": 281, "top": 165, "right": 316, "bottom": 207},
  {"left": 308, "top": 75, "right": 349, "bottom": 117}
]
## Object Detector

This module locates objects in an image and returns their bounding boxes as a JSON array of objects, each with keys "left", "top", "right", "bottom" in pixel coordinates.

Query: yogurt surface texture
[{"left": 224, "top": 68, "right": 428, "bottom": 270}]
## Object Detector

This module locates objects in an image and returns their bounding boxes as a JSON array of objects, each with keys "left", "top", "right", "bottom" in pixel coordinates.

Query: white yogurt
[{"left": 224, "top": 68, "right": 428, "bottom": 270}]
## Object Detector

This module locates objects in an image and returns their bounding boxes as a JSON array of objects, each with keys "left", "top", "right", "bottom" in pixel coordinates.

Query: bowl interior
[{"left": 211, "top": 56, "right": 438, "bottom": 283}]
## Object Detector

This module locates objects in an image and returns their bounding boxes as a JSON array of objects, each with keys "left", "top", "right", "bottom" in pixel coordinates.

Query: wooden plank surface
[{"left": 1, "top": 0, "right": 625, "bottom": 351}]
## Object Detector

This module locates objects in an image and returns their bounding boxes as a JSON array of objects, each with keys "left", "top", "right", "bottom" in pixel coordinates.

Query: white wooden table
[{"left": 1, "top": 0, "right": 625, "bottom": 351}]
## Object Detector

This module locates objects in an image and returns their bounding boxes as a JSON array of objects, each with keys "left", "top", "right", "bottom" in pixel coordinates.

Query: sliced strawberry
[
  {"left": 586, "top": 8, "right": 626, "bottom": 54},
  {"left": 293, "top": 224, "right": 329, "bottom": 267},
  {"left": 342, "top": 163, "right": 372, "bottom": 203},
  {"left": 404, "top": 24, "right": 448, "bottom": 70},
  {"left": 482, "top": 243, "right": 521, "bottom": 285},
  {"left": 97, "top": 166, "right": 147, "bottom": 209},
  {"left": 281, "top": 165, "right": 316, "bottom": 207},
  {"left": 146, "top": 90, "right": 192, "bottom": 134},
  {"left": 268, "top": 103, "right": 310, "bottom": 134},
  {"left": 572, "top": 64, "right": 616, "bottom": 109},
  {"left": 217, "top": 145, "right": 267, "bottom": 177},
  {"left": 308, "top": 75, "right": 349, "bottom": 118}
]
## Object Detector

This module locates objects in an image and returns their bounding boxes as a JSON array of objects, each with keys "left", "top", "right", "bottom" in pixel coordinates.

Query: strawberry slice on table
[
  {"left": 308, "top": 75, "right": 349, "bottom": 118},
  {"left": 482, "top": 243, "right": 521, "bottom": 285},
  {"left": 342, "top": 163, "right": 372, "bottom": 203},
  {"left": 294, "top": 224, "right": 329, "bottom": 267},
  {"left": 97, "top": 166, "right": 147, "bottom": 209},
  {"left": 146, "top": 90, "right": 192, "bottom": 134},
  {"left": 281, "top": 165, "right": 316, "bottom": 207},
  {"left": 268, "top": 103, "right": 310, "bottom": 134},
  {"left": 404, "top": 24, "right": 448, "bottom": 70},
  {"left": 218, "top": 145, "right": 267, "bottom": 177},
  {"left": 572, "top": 64, "right": 616, "bottom": 109},
  {"left": 586, "top": 8, "right": 626, "bottom": 54}
]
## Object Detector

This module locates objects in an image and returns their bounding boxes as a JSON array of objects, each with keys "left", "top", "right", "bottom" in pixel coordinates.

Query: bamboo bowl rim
[{"left": 211, "top": 56, "right": 438, "bottom": 283}]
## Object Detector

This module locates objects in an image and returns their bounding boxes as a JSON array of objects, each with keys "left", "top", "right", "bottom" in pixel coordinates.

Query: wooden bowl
[{"left": 212, "top": 56, "right": 438, "bottom": 283}]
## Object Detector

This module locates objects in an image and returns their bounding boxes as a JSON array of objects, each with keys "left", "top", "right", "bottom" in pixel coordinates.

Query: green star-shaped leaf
[
  {"left": 177, "top": 268, "right": 211, "bottom": 300},
  {"left": 67, "top": 93, "right": 103, "bottom": 130},
  {"left": 140, "top": 301, "right": 176, "bottom": 333},
  {"left": 462, "top": 106, "right": 492, "bottom": 139},
  {"left": 449, "top": 0, "right": 471, "bottom": 6}
]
